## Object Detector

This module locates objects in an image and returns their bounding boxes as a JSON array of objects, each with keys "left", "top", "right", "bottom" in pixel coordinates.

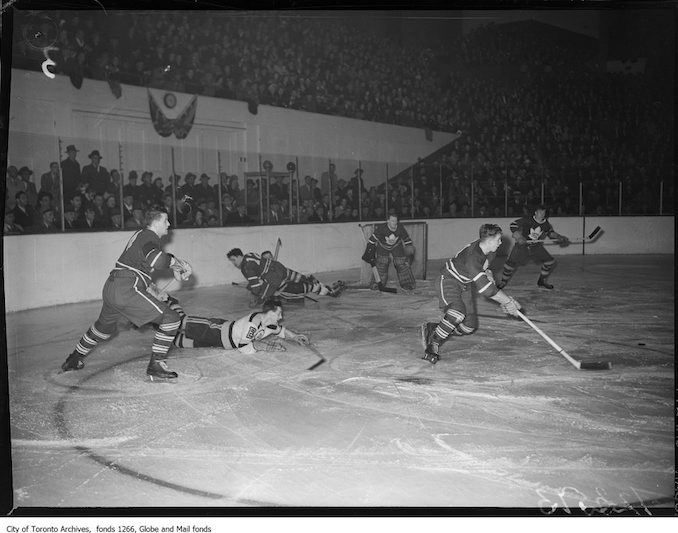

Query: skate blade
[{"left": 146, "top": 374, "right": 178, "bottom": 383}]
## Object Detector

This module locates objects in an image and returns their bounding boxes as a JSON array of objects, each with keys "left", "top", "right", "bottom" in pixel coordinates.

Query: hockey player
[
  {"left": 226, "top": 248, "right": 344, "bottom": 305},
  {"left": 362, "top": 213, "right": 415, "bottom": 290},
  {"left": 60, "top": 210, "right": 193, "bottom": 381},
  {"left": 169, "top": 297, "right": 310, "bottom": 353},
  {"left": 420, "top": 223, "right": 522, "bottom": 364},
  {"left": 496, "top": 205, "right": 570, "bottom": 290}
]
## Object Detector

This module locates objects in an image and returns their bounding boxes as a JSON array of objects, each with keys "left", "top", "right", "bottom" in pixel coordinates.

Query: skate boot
[
  {"left": 328, "top": 280, "right": 346, "bottom": 297},
  {"left": 61, "top": 351, "right": 85, "bottom": 372},
  {"left": 496, "top": 281, "right": 506, "bottom": 290},
  {"left": 146, "top": 357, "right": 178, "bottom": 382},
  {"left": 421, "top": 343, "right": 439, "bottom": 365},
  {"left": 537, "top": 276, "right": 554, "bottom": 290},
  {"left": 420, "top": 322, "right": 437, "bottom": 350}
]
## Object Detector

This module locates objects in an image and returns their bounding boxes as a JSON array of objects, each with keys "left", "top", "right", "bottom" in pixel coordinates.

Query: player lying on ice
[
  {"left": 226, "top": 247, "right": 345, "bottom": 305},
  {"left": 162, "top": 294, "right": 310, "bottom": 353}
]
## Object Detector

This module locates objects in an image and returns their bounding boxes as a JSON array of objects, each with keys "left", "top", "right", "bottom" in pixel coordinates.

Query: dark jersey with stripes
[
  {"left": 510, "top": 215, "right": 554, "bottom": 245},
  {"left": 441, "top": 240, "right": 499, "bottom": 298},
  {"left": 113, "top": 228, "right": 173, "bottom": 288},
  {"left": 239, "top": 253, "right": 287, "bottom": 296}
]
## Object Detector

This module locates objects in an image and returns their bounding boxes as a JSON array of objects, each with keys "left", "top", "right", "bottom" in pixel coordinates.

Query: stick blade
[
  {"left": 379, "top": 283, "right": 397, "bottom": 294},
  {"left": 307, "top": 358, "right": 326, "bottom": 371},
  {"left": 587, "top": 226, "right": 602, "bottom": 240},
  {"left": 579, "top": 360, "right": 612, "bottom": 371}
]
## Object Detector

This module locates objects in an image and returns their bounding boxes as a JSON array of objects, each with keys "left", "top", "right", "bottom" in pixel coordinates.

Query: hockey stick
[
  {"left": 516, "top": 310, "right": 612, "bottom": 371},
  {"left": 358, "top": 224, "right": 397, "bottom": 294},
  {"left": 306, "top": 343, "right": 326, "bottom": 370},
  {"left": 540, "top": 226, "right": 603, "bottom": 246},
  {"left": 274, "top": 238, "right": 282, "bottom": 260}
]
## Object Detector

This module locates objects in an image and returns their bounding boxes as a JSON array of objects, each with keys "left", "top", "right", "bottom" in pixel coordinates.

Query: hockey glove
[
  {"left": 556, "top": 235, "right": 570, "bottom": 247},
  {"left": 256, "top": 339, "right": 287, "bottom": 352},
  {"left": 289, "top": 333, "right": 310, "bottom": 346},
  {"left": 171, "top": 258, "right": 193, "bottom": 281},
  {"left": 500, "top": 296, "right": 522, "bottom": 317}
]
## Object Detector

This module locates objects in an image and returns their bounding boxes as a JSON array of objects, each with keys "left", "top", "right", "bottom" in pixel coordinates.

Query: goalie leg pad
[
  {"left": 393, "top": 255, "right": 415, "bottom": 290},
  {"left": 375, "top": 253, "right": 390, "bottom": 285}
]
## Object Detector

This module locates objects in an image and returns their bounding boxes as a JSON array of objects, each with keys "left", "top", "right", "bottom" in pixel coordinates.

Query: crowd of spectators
[{"left": 7, "top": 11, "right": 673, "bottom": 235}]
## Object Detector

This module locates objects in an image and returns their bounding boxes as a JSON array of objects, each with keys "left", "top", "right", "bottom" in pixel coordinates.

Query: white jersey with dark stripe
[
  {"left": 112, "top": 228, "right": 172, "bottom": 288},
  {"left": 510, "top": 215, "right": 554, "bottom": 245},
  {"left": 368, "top": 222, "right": 413, "bottom": 254},
  {"left": 222, "top": 312, "right": 286, "bottom": 354},
  {"left": 442, "top": 240, "right": 499, "bottom": 298}
]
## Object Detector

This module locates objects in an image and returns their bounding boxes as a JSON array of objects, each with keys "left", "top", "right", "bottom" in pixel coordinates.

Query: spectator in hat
[
  {"left": 82, "top": 149, "right": 111, "bottom": 196},
  {"left": 299, "top": 175, "right": 314, "bottom": 204},
  {"left": 5, "top": 165, "right": 24, "bottom": 211},
  {"left": 40, "top": 162, "right": 62, "bottom": 203},
  {"left": 165, "top": 173, "right": 181, "bottom": 198},
  {"left": 12, "top": 191, "right": 35, "bottom": 231},
  {"left": 63, "top": 205, "right": 78, "bottom": 231},
  {"left": 18, "top": 166, "right": 38, "bottom": 208},
  {"left": 61, "top": 144, "right": 81, "bottom": 201},
  {"left": 137, "top": 171, "right": 156, "bottom": 208},
  {"left": 196, "top": 173, "right": 216, "bottom": 204},
  {"left": 123, "top": 171, "right": 140, "bottom": 203},
  {"left": 105, "top": 169, "right": 123, "bottom": 199},
  {"left": 122, "top": 192, "right": 135, "bottom": 222},
  {"left": 33, "top": 191, "right": 55, "bottom": 227},
  {"left": 320, "top": 162, "right": 338, "bottom": 198}
]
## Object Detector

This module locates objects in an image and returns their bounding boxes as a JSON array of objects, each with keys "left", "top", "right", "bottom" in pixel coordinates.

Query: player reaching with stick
[
  {"left": 168, "top": 297, "right": 310, "bottom": 353},
  {"left": 227, "top": 248, "right": 344, "bottom": 306},
  {"left": 496, "top": 205, "right": 570, "bottom": 290},
  {"left": 421, "top": 223, "right": 522, "bottom": 364},
  {"left": 60, "top": 210, "right": 193, "bottom": 381}
]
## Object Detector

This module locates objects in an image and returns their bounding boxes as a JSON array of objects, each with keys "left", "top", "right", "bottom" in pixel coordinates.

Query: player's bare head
[
  {"left": 262, "top": 298, "right": 284, "bottom": 321},
  {"left": 479, "top": 224, "right": 503, "bottom": 253},
  {"left": 261, "top": 250, "right": 273, "bottom": 259},
  {"left": 387, "top": 212, "right": 399, "bottom": 230},
  {"left": 146, "top": 210, "right": 170, "bottom": 236},
  {"left": 534, "top": 205, "right": 547, "bottom": 220},
  {"left": 227, "top": 248, "right": 244, "bottom": 267},
  {"left": 479, "top": 223, "right": 502, "bottom": 241}
]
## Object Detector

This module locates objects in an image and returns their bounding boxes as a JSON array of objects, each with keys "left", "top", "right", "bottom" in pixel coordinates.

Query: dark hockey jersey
[
  {"left": 368, "top": 222, "right": 413, "bottom": 254},
  {"left": 113, "top": 228, "right": 173, "bottom": 288},
  {"left": 441, "top": 240, "right": 499, "bottom": 298},
  {"left": 510, "top": 215, "right": 554, "bottom": 245},
  {"left": 239, "top": 253, "right": 287, "bottom": 296}
]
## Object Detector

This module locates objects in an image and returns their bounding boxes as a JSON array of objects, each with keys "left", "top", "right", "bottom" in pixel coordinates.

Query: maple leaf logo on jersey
[
  {"left": 385, "top": 233, "right": 398, "bottom": 246},
  {"left": 528, "top": 227, "right": 544, "bottom": 242}
]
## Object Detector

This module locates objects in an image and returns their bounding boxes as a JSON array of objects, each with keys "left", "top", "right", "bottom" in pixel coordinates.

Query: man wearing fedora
[
  {"left": 82, "top": 149, "right": 111, "bottom": 197},
  {"left": 61, "top": 144, "right": 81, "bottom": 201}
]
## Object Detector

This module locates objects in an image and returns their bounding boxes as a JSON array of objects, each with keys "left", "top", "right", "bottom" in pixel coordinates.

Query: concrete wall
[{"left": 3, "top": 216, "right": 673, "bottom": 312}]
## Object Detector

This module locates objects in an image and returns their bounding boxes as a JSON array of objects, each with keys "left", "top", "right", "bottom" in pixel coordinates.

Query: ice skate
[
  {"left": 537, "top": 276, "right": 554, "bottom": 290},
  {"left": 146, "top": 358, "right": 178, "bottom": 382},
  {"left": 328, "top": 280, "right": 346, "bottom": 297},
  {"left": 496, "top": 281, "right": 506, "bottom": 290},
  {"left": 421, "top": 343, "right": 439, "bottom": 365},
  {"left": 60, "top": 351, "right": 85, "bottom": 372}
]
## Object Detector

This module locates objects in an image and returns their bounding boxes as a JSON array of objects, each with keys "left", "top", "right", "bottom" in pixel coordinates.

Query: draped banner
[{"left": 148, "top": 89, "right": 198, "bottom": 139}]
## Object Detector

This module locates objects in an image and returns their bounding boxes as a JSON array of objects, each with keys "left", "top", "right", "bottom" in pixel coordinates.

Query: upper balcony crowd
[{"left": 5, "top": 11, "right": 674, "bottom": 234}]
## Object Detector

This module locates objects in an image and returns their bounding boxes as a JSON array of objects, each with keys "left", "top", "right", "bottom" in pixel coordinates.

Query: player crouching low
[
  {"left": 168, "top": 296, "right": 310, "bottom": 353},
  {"left": 420, "top": 223, "right": 522, "bottom": 364},
  {"left": 227, "top": 247, "right": 345, "bottom": 306}
]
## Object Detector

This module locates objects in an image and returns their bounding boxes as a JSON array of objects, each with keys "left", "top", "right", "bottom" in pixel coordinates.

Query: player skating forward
[
  {"left": 169, "top": 297, "right": 309, "bottom": 353},
  {"left": 421, "top": 223, "right": 522, "bottom": 364},
  {"left": 60, "top": 210, "right": 193, "bottom": 381},
  {"left": 496, "top": 205, "right": 570, "bottom": 290},
  {"left": 227, "top": 248, "right": 344, "bottom": 305},
  {"left": 362, "top": 213, "right": 415, "bottom": 290}
]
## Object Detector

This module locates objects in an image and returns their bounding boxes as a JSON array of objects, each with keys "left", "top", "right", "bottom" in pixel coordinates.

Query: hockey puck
[{"left": 637, "top": 342, "right": 646, "bottom": 346}]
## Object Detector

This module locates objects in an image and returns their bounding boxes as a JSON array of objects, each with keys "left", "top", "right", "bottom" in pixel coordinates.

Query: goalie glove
[
  {"left": 500, "top": 296, "right": 522, "bottom": 317},
  {"left": 171, "top": 257, "right": 193, "bottom": 281}
]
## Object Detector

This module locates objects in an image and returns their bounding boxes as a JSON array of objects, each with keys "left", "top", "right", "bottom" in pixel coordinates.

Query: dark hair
[
  {"left": 144, "top": 209, "right": 166, "bottom": 226},
  {"left": 479, "top": 223, "right": 502, "bottom": 240},
  {"left": 262, "top": 298, "right": 283, "bottom": 313},
  {"left": 226, "top": 247, "right": 243, "bottom": 258}
]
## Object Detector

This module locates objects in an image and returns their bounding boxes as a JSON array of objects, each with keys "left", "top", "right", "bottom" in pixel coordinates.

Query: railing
[{"left": 4, "top": 141, "right": 674, "bottom": 236}]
